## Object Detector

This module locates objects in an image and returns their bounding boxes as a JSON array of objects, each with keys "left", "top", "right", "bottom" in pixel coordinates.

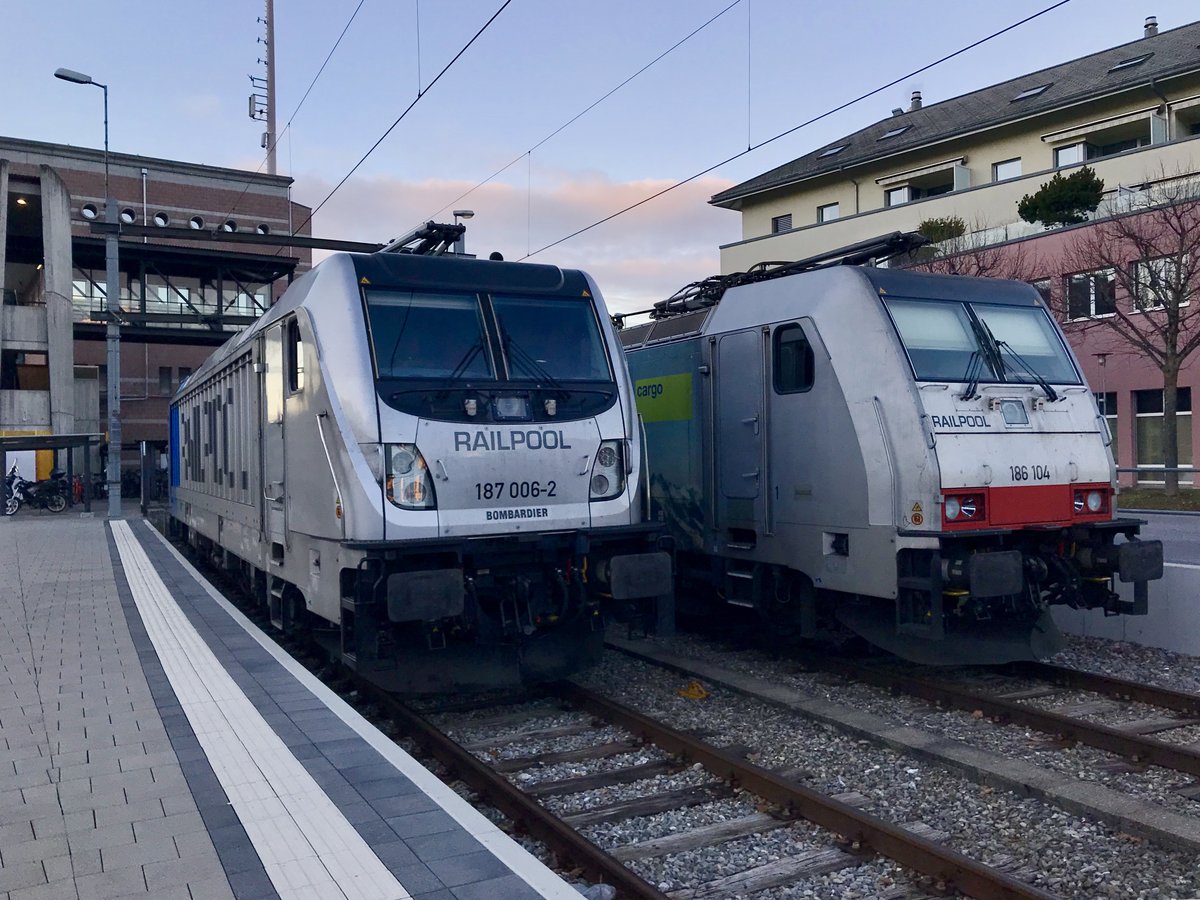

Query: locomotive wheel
[{"left": 47, "top": 494, "right": 67, "bottom": 513}]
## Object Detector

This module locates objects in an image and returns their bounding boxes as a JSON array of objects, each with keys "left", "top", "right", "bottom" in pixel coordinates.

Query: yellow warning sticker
[
  {"left": 582, "top": 289, "right": 592, "bottom": 297},
  {"left": 360, "top": 277, "right": 371, "bottom": 285},
  {"left": 911, "top": 502, "right": 922, "bottom": 513}
]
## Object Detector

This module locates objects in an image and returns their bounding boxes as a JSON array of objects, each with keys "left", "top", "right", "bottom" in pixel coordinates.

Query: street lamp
[
  {"left": 452, "top": 209, "right": 474, "bottom": 255},
  {"left": 56, "top": 66, "right": 122, "bottom": 517}
]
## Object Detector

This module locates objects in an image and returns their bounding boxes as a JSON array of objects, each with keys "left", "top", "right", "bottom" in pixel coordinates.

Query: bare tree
[
  {"left": 1061, "top": 175, "right": 1200, "bottom": 494},
  {"left": 902, "top": 218, "right": 1042, "bottom": 281}
]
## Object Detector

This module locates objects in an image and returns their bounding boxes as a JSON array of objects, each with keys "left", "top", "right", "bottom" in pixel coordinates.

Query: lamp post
[
  {"left": 55, "top": 67, "right": 121, "bottom": 517},
  {"left": 452, "top": 209, "right": 474, "bottom": 255}
]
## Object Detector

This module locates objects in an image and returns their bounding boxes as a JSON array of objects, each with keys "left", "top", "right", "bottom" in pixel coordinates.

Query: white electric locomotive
[
  {"left": 170, "top": 229, "right": 670, "bottom": 691},
  {"left": 621, "top": 233, "right": 1163, "bottom": 664}
]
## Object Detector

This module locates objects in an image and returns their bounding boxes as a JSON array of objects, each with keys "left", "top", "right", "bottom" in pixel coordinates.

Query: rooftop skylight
[
  {"left": 878, "top": 125, "right": 911, "bottom": 140},
  {"left": 817, "top": 145, "right": 847, "bottom": 158},
  {"left": 1012, "top": 83, "right": 1051, "bottom": 101},
  {"left": 1108, "top": 53, "right": 1153, "bottom": 73}
]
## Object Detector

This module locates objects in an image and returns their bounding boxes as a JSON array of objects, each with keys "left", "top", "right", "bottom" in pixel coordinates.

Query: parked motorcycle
[{"left": 4, "top": 465, "right": 68, "bottom": 515}]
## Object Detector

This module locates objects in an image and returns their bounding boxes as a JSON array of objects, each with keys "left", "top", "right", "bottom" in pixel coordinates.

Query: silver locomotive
[
  {"left": 621, "top": 233, "right": 1162, "bottom": 664},
  {"left": 170, "top": 232, "right": 670, "bottom": 691}
]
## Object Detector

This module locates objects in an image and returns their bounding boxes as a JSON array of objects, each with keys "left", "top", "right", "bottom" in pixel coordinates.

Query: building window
[
  {"left": 1013, "top": 83, "right": 1052, "bottom": 101},
  {"left": 771, "top": 214, "right": 793, "bottom": 234},
  {"left": 773, "top": 324, "right": 814, "bottom": 394},
  {"left": 159, "top": 367, "right": 173, "bottom": 396},
  {"left": 1096, "top": 392, "right": 1118, "bottom": 458},
  {"left": 817, "top": 203, "right": 840, "bottom": 224},
  {"left": 1135, "top": 387, "right": 1193, "bottom": 483},
  {"left": 993, "top": 158, "right": 1022, "bottom": 181},
  {"left": 178, "top": 367, "right": 192, "bottom": 386},
  {"left": 1108, "top": 53, "right": 1152, "bottom": 74},
  {"left": 1055, "top": 143, "right": 1085, "bottom": 167},
  {"left": 1067, "top": 270, "right": 1116, "bottom": 319},
  {"left": 1030, "top": 279, "right": 1053, "bottom": 306},
  {"left": 1134, "top": 256, "right": 1185, "bottom": 311},
  {"left": 0, "top": 351, "right": 49, "bottom": 390},
  {"left": 885, "top": 186, "right": 910, "bottom": 207}
]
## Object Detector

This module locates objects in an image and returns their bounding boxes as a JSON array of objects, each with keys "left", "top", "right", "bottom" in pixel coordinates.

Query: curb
[{"left": 1119, "top": 507, "right": 1200, "bottom": 518}]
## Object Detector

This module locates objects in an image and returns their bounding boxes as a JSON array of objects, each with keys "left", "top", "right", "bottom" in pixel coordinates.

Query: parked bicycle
[{"left": 4, "top": 465, "right": 68, "bottom": 515}]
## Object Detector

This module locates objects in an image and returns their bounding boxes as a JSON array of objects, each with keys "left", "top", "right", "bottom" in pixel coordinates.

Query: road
[{"left": 1121, "top": 510, "right": 1200, "bottom": 566}]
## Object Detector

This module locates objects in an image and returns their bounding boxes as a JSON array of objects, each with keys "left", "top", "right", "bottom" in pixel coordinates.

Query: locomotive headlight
[
  {"left": 385, "top": 443, "right": 436, "bottom": 510},
  {"left": 1074, "top": 488, "right": 1108, "bottom": 515},
  {"left": 942, "top": 491, "right": 987, "bottom": 526},
  {"left": 589, "top": 440, "right": 625, "bottom": 501}
]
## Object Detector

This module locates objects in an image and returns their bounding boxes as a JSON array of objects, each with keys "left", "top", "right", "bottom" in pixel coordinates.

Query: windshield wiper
[
  {"left": 959, "top": 350, "right": 984, "bottom": 400},
  {"left": 446, "top": 341, "right": 486, "bottom": 381},
  {"left": 979, "top": 320, "right": 1059, "bottom": 402},
  {"left": 995, "top": 340, "right": 1059, "bottom": 402},
  {"left": 503, "top": 338, "right": 568, "bottom": 396}
]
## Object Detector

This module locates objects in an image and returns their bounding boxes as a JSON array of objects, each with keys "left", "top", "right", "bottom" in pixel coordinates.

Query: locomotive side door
[
  {"left": 261, "top": 324, "right": 286, "bottom": 550},
  {"left": 715, "top": 328, "right": 764, "bottom": 528}
]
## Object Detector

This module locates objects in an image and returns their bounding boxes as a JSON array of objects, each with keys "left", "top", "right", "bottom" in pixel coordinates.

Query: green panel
[{"left": 634, "top": 373, "right": 693, "bottom": 422}]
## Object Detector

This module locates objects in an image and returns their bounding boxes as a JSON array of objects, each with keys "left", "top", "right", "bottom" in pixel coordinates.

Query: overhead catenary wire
[
  {"left": 520, "top": 0, "right": 1072, "bottom": 261},
  {"left": 291, "top": 0, "right": 514, "bottom": 238},
  {"left": 422, "top": 0, "right": 743, "bottom": 226}
]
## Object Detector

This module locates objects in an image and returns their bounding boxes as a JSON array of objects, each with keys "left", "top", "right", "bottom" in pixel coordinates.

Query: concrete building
[
  {"left": 0, "top": 136, "right": 311, "bottom": 481},
  {"left": 711, "top": 17, "right": 1200, "bottom": 483}
]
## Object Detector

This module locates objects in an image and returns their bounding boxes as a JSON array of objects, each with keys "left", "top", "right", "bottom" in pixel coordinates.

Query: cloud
[{"left": 293, "top": 170, "right": 739, "bottom": 313}]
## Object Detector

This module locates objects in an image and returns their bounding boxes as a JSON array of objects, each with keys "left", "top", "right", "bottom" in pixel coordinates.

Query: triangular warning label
[
  {"left": 911, "top": 502, "right": 922, "bottom": 513},
  {"left": 581, "top": 290, "right": 592, "bottom": 297},
  {"left": 360, "top": 277, "right": 371, "bottom": 285}
]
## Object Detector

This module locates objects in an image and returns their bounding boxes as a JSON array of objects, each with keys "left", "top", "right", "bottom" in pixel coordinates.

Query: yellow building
[{"left": 712, "top": 17, "right": 1200, "bottom": 273}]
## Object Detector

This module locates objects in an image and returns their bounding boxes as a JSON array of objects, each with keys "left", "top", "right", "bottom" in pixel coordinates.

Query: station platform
[{"left": 0, "top": 515, "right": 580, "bottom": 900}]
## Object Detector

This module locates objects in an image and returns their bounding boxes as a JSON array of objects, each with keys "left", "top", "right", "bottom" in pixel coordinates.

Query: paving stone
[
  {"left": 100, "top": 833, "right": 180, "bottom": 872},
  {"left": 74, "top": 866, "right": 148, "bottom": 899},
  {"left": 0, "top": 860, "right": 47, "bottom": 893},
  {"left": 0, "top": 835, "right": 69, "bottom": 866}
]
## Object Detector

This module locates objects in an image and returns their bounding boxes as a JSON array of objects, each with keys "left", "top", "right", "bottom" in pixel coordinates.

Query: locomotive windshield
[
  {"left": 884, "top": 297, "right": 1080, "bottom": 386},
  {"left": 364, "top": 288, "right": 616, "bottom": 422},
  {"left": 367, "top": 292, "right": 495, "bottom": 380}
]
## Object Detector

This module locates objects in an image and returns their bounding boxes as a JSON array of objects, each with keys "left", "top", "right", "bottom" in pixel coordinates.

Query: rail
[
  {"left": 822, "top": 660, "right": 1200, "bottom": 778},
  {"left": 556, "top": 681, "right": 1057, "bottom": 900},
  {"left": 361, "top": 683, "right": 671, "bottom": 900}
]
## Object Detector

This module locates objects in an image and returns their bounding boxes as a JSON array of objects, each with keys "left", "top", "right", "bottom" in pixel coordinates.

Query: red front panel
[
  {"left": 989, "top": 484, "right": 1073, "bottom": 526},
  {"left": 941, "top": 483, "right": 1111, "bottom": 530}
]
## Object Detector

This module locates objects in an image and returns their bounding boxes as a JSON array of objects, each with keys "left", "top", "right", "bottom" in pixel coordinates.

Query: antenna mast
[{"left": 248, "top": 0, "right": 278, "bottom": 174}]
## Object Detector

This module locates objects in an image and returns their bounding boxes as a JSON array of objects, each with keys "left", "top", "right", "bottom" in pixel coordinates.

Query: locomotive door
[
  {"left": 716, "top": 329, "right": 764, "bottom": 517},
  {"left": 262, "top": 325, "right": 286, "bottom": 548}
]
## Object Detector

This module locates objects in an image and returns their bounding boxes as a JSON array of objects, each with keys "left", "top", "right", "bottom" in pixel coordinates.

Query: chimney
[
  {"left": 1145, "top": 16, "right": 1158, "bottom": 37},
  {"left": 909, "top": 91, "right": 923, "bottom": 112},
  {"left": 891, "top": 107, "right": 905, "bottom": 117}
]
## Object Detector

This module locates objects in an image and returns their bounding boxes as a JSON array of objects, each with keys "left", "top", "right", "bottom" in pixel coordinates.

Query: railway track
[
  {"left": 373, "top": 681, "right": 1058, "bottom": 900},
  {"left": 816, "top": 657, "right": 1200, "bottom": 780}
]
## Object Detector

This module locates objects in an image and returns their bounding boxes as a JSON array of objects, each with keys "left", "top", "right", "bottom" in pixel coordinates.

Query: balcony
[{"left": 719, "top": 135, "right": 1200, "bottom": 273}]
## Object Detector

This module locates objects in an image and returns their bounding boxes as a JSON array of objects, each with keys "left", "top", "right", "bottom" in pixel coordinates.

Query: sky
[{"left": 4, "top": 0, "right": 1198, "bottom": 312}]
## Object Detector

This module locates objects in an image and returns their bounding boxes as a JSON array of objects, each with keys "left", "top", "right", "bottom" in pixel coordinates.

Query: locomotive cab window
[
  {"left": 366, "top": 291, "right": 495, "bottom": 380},
  {"left": 286, "top": 318, "right": 305, "bottom": 393},
  {"left": 491, "top": 295, "right": 612, "bottom": 383},
  {"left": 884, "top": 297, "right": 1080, "bottom": 386},
  {"left": 773, "top": 324, "right": 815, "bottom": 393}
]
